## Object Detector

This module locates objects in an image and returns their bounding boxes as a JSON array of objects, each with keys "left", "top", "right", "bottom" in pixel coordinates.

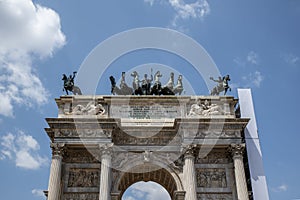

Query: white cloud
[
  {"left": 282, "top": 53, "right": 299, "bottom": 65},
  {"left": 32, "top": 189, "right": 45, "bottom": 199},
  {"left": 144, "top": 0, "right": 155, "bottom": 6},
  {"left": 241, "top": 71, "right": 264, "bottom": 88},
  {"left": 247, "top": 51, "right": 259, "bottom": 65},
  {"left": 272, "top": 184, "right": 288, "bottom": 192},
  {"left": 144, "top": 0, "right": 210, "bottom": 28},
  {"left": 123, "top": 181, "right": 171, "bottom": 200},
  {"left": 234, "top": 51, "right": 260, "bottom": 67},
  {"left": 0, "top": 131, "right": 49, "bottom": 170},
  {"left": 0, "top": 0, "right": 66, "bottom": 117}
]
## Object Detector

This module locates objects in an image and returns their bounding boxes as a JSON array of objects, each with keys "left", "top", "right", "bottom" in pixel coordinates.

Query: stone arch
[{"left": 112, "top": 162, "right": 184, "bottom": 200}]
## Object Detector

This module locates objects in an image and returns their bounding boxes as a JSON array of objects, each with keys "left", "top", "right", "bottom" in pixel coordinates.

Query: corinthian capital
[
  {"left": 182, "top": 144, "right": 197, "bottom": 158},
  {"left": 99, "top": 143, "right": 114, "bottom": 156},
  {"left": 230, "top": 144, "right": 245, "bottom": 158},
  {"left": 50, "top": 143, "right": 65, "bottom": 157}
]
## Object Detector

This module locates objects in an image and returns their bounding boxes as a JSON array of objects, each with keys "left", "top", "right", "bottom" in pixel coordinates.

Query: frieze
[
  {"left": 196, "top": 168, "right": 227, "bottom": 188},
  {"left": 153, "top": 152, "right": 183, "bottom": 170},
  {"left": 63, "top": 149, "right": 99, "bottom": 163},
  {"left": 197, "top": 193, "right": 233, "bottom": 200},
  {"left": 113, "top": 132, "right": 181, "bottom": 146},
  {"left": 55, "top": 129, "right": 112, "bottom": 138},
  {"left": 68, "top": 168, "right": 99, "bottom": 187},
  {"left": 63, "top": 193, "right": 98, "bottom": 200},
  {"left": 196, "top": 152, "right": 229, "bottom": 164},
  {"left": 196, "top": 130, "right": 240, "bottom": 138}
]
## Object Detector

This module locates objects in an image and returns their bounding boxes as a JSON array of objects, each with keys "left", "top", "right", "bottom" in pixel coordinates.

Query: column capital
[
  {"left": 50, "top": 143, "right": 65, "bottom": 157},
  {"left": 99, "top": 143, "right": 113, "bottom": 157},
  {"left": 230, "top": 144, "right": 245, "bottom": 158},
  {"left": 182, "top": 144, "right": 197, "bottom": 158}
]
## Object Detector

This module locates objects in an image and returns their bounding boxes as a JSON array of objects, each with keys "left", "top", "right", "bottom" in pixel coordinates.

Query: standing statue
[
  {"left": 210, "top": 75, "right": 231, "bottom": 95},
  {"left": 62, "top": 71, "right": 82, "bottom": 95},
  {"left": 173, "top": 75, "right": 184, "bottom": 95},
  {"left": 163, "top": 72, "right": 174, "bottom": 91},
  {"left": 141, "top": 69, "right": 153, "bottom": 95}
]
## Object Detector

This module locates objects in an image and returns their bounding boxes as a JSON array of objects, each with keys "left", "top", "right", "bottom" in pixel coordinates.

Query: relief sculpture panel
[
  {"left": 68, "top": 168, "right": 99, "bottom": 187},
  {"left": 63, "top": 193, "right": 99, "bottom": 200},
  {"left": 197, "top": 193, "right": 233, "bottom": 200},
  {"left": 196, "top": 168, "right": 227, "bottom": 188}
]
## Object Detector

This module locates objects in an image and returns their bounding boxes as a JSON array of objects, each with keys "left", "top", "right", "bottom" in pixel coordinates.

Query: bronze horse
[{"left": 62, "top": 72, "right": 82, "bottom": 95}]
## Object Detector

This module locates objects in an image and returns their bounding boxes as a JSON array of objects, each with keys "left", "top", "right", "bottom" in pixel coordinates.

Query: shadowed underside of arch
[{"left": 118, "top": 165, "right": 177, "bottom": 198}]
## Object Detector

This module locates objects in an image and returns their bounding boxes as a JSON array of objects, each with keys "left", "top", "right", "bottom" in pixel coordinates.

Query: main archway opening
[
  {"left": 122, "top": 181, "right": 171, "bottom": 200},
  {"left": 116, "top": 164, "right": 181, "bottom": 200}
]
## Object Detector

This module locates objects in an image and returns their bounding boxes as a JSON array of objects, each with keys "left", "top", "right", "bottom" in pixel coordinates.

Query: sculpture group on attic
[{"left": 109, "top": 70, "right": 184, "bottom": 96}]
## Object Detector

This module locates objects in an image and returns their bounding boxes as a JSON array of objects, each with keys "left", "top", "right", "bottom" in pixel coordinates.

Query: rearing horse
[
  {"left": 210, "top": 75, "right": 231, "bottom": 95},
  {"left": 62, "top": 72, "right": 82, "bottom": 95}
]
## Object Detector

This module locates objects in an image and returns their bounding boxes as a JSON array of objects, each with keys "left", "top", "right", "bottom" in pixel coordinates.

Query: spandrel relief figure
[
  {"left": 188, "top": 99, "right": 224, "bottom": 117},
  {"left": 67, "top": 101, "right": 105, "bottom": 115}
]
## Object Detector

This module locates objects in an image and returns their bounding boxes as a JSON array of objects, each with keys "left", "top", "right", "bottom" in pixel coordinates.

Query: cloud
[
  {"left": 32, "top": 189, "right": 45, "bottom": 199},
  {"left": 241, "top": 71, "right": 264, "bottom": 88},
  {"left": 0, "top": 0, "right": 66, "bottom": 117},
  {"left": 234, "top": 51, "right": 260, "bottom": 67},
  {"left": 144, "top": 0, "right": 210, "bottom": 28},
  {"left": 272, "top": 184, "right": 288, "bottom": 192},
  {"left": 0, "top": 130, "right": 49, "bottom": 170},
  {"left": 282, "top": 53, "right": 299, "bottom": 65},
  {"left": 144, "top": 0, "right": 155, "bottom": 6},
  {"left": 123, "top": 181, "right": 171, "bottom": 200},
  {"left": 247, "top": 51, "right": 259, "bottom": 65}
]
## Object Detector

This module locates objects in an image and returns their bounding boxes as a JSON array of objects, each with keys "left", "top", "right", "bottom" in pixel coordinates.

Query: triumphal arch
[{"left": 45, "top": 89, "right": 254, "bottom": 200}]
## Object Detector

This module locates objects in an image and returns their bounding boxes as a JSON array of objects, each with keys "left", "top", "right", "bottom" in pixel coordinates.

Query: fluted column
[
  {"left": 48, "top": 143, "right": 65, "bottom": 200},
  {"left": 183, "top": 145, "right": 197, "bottom": 200},
  {"left": 99, "top": 143, "right": 113, "bottom": 200},
  {"left": 231, "top": 144, "right": 249, "bottom": 200}
]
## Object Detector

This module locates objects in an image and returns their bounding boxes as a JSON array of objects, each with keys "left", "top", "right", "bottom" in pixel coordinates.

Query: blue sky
[{"left": 0, "top": 0, "right": 299, "bottom": 199}]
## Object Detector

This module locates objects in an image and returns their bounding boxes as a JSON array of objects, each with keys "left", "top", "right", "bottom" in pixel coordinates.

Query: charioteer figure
[
  {"left": 141, "top": 69, "right": 153, "bottom": 95},
  {"left": 62, "top": 71, "right": 82, "bottom": 95}
]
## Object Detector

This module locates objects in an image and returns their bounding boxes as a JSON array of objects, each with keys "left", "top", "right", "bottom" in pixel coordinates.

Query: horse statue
[
  {"left": 150, "top": 71, "right": 162, "bottom": 95},
  {"left": 173, "top": 75, "right": 184, "bottom": 95},
  {"left": 109, "top": 72, "right": 133, "bottom": 95},
  {"left": 210, "top": 75, "right": 231, "bottom": 95},
  {"left": 150, "top": 71, "right": 175, "bottom": 95},
  {"left": 62, "top": 72, "right": 82, "bottom": 95},
  {"left": 130, "top": 71, "right": 143, "bottom": 95}
]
